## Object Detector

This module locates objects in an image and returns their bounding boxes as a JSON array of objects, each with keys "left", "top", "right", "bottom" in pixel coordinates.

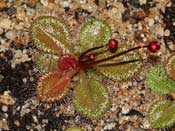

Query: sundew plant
[{"left": 31, "top": 16, "right": 175, "bottom": 128}]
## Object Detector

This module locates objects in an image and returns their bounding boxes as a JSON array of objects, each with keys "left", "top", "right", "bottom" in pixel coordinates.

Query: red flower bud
[
  {"left": 148, "top": 41, "right": 160, "bottom": 53},
  {"left": 89, "top": 54, "right": 95, "bottom": 60},
  {"left": 108, "top": 39, "right": 118, "bottom": 52}
]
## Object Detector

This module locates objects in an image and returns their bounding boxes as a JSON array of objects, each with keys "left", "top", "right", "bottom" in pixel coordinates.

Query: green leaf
[
  {"left": 73, "top": 73, "right": 110, "bottom": 119},
  {"left": 33, "top": 52, "right": 58, "bottom": 73},
  {"left": 95, "top": 47, "right": 142, "bottom": 81},
  {"left": 75, "top": 19, "right": 111, "bottom": 54},
  {"left": 166, "top": 54, "right": 175, "bottom": 80},
  {"left": 31, "top": 16, "right": 71, "bottom": 55},
  {"left": 146, "top": 65, "right": 175, "bottom": 94},
  {"left": 65, "top": 127, "right": 84, "bottom": 131},
  {"left": 147, "top": 100, "right": 175, "bottom": 129}
]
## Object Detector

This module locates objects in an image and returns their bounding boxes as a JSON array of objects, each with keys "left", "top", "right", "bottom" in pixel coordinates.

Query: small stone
[
  {"left": 167, "top": 41, "right": 175, "bottom": 51},
  {"left": 173, "top": 22, "right": 175, "bottom": 26},
  {"left": 26, "top": 8, "right": 35, "bottom": 16},
  {"left": 16, "top": 7, "right": 26, "bottom": 20},
  {"left": 5, "top": 30, "right": 16, "bottom": 40},
  {"left": 35, "top": 125, "right": 42, "bottom": 131},
  {"left": 0, "top": 120, "right": 9, "bottom": 130},
  {"left": 0, "top": 94, "right": 15, "bottom": 105},
  {"left": 2, "top": 105, "right": 8, "bottom": 112},
  {"left": 40, "top": 0, "right": 48, "bottom": 6},
  {"left": 0, "top": 1, "right": 8, "bottom": 10},
  {"left": 32, "top": 115, "right": 38, "bottom": 123},
  {"left": 14, "top": 37, "right": 22, "bottom": 45},
  {"left": 0, "top": 28, "right": 3, "bottom": 34},
  {"left": 29, "top": 77, "right": 34, "bottom": 82},
  {"left": 103, "top": 123, "right": 116, "bottom": 130},
  {"left": 154, "top": 15, "right": 159, "bottom": 21},
  {"left": 138, "top": 23, "right": 142, "bottom": 30},
  {"left": 14, "top": 120, "right": 20, "bottom": 127},
  {"left": 63, "top": 1, "right": 69, "bottom": 7},
  {"left": 164, "top": 29, "right": 170, "bottom": 36},
  {"left": 121, "top": 108, "right": 130, "bottom": 114},
  {"left": 139, "top": 0, "right": 147, "bottom": 5},
  {"left": 133, "top": 10, "right": 146, "bottom": 20},
  {"left": 142, "top": 120, "right": 150, "bottom": 129},
  {"left": 11, "top": 49, "right": 31, "bottom": 68},
  {"left": 4, "top": 50, "right": 13, "bottom": 60},
  {"left": 0, "top": 74, "right": 4, "bottom": 82},
  {"left": 148, "top": 19, "right": 155, "bottom": 27},
  {"left": 125, "top": 109, "right": 143, "bottom": 116},
  {"left": 27, "top": 0, "right": 39, "bottom": 7},
  {"left": 0, "top": 18, "right": 12, "bottom": 29},
  {"left": 22, "top": 78, "right": 27, "bottom": 83},
  {"left": 107, "top": 2, "right": 125, "bottom": 19},
  {"left": 80, "top": 0, "right": 87, "bottom": 4},
  {"left": 15, "top": 23, "right": 24, "bottom": 30},
  {"left": 122, "top": 9, "right": 130, "bottom": 21},
  {"left": 7, "top": 6, "right": 16, "bottom": 16}
]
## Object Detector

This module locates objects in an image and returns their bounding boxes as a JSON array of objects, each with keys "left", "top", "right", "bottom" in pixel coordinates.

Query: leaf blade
[
  {"left": 36, "top": 69, "right": 77, "bottom": 102},
  {"left": 73, "top": 73, "right": 110, "bottom": 119},
  {"left": 75, "top": 19, "right": 111, "bottom": 54},
  {"left": 146, "top": 65, "right": 175, "bottom": 94},
  {"left": 31, "top": 16, "right": 71, "bottom": 55},
  {"left": 95, "top": 47, "right": 142, "bottom": 81},
  {"left": 147, "top": 100, "right": 175, "bottom": 129}
]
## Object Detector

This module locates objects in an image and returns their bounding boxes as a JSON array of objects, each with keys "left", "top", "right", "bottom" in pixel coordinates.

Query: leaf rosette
[{"left": 31, "top": 16, "right": 146, "bottom": 119}]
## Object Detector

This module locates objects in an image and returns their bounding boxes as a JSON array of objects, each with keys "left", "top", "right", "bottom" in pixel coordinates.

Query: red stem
[
  {"left": 79, "top": 45, "right": 106, "bottom": 61},
  {"left": 95, "top": 59, "right": 140, "bottom": 67},
  {"left": 82, "top": 45, "right": 148, "bottom": 68}
]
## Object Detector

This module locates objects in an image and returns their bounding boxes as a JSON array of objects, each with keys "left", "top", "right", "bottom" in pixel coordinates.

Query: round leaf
[
  {"left": 148, "top": 100, "right": 175, "bottom": 129},
  {"left": 95, "top": 47, "right": 142, "bottom": 81},
  {"left": 31, "top": 16, "right": 71, "bottom": 55},
  {"left": 73, "top": 74, "right": 110, "bottom": 119},
  {"left": 37, "top": 70, "right": 77, "bottom": 102},
  {"left": 76, "top": 19, "right": 111, "bottom": 54},
  {"left": 146, "top": 65, "right": 175, "bottom": 94}
]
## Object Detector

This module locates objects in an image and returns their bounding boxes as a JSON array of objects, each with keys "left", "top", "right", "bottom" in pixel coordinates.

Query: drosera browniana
[{"left": 31, "top": 16, "right": 161, "bottom": 119}]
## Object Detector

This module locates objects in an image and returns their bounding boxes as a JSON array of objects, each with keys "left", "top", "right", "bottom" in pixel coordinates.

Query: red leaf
[{"left": 36, "top": 69, "right": 77, "bottom": 102}]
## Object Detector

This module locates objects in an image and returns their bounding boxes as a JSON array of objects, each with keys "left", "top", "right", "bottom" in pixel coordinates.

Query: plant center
[{"left": 58, "top": 54, "right": 78, "bottom": 70}]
